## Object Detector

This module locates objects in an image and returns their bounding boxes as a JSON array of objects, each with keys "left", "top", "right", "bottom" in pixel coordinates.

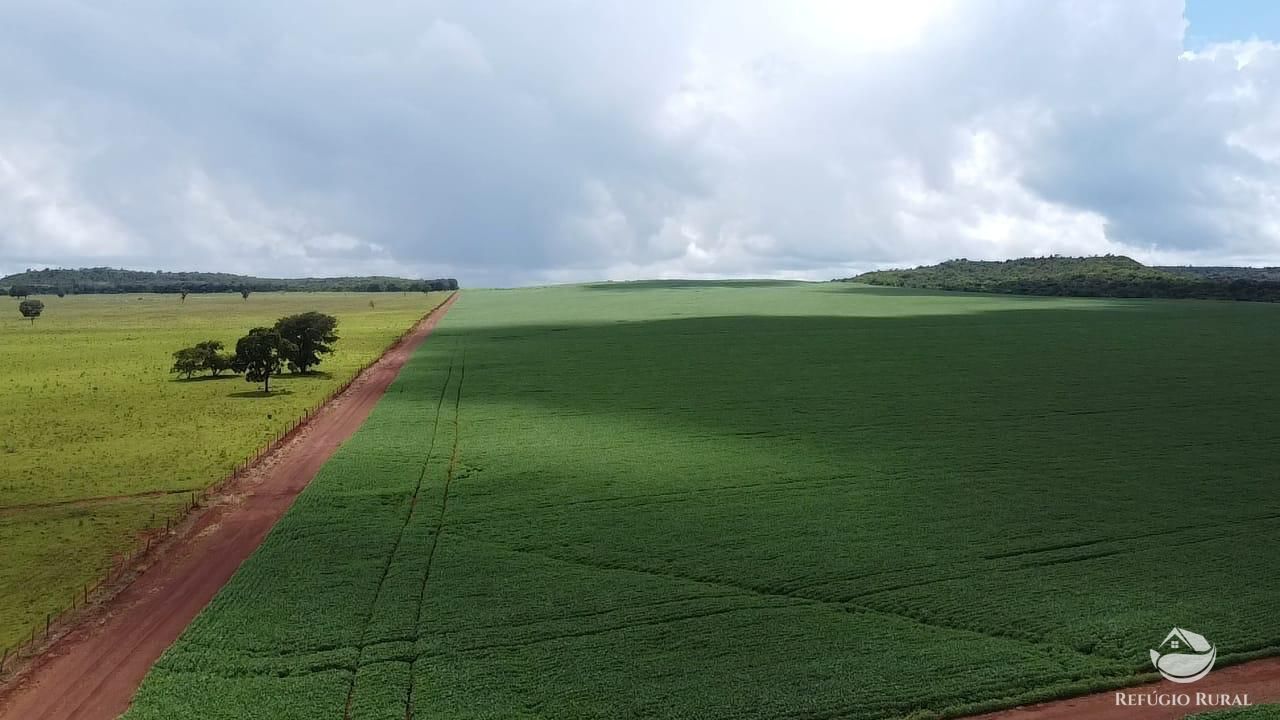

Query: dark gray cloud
[{"left": 1, "top": 0, "right": 1279, "bottom": 285}]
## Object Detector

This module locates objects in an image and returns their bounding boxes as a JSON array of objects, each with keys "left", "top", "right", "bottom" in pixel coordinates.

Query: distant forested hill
[
  {"left": 841, "top": 256, "right": 1280, "bottom": 301},
  {"left": 0, "top": 267, "right": 459, "bottom": 295},
  {"left": 1157, "top": 265, "right": 1280, "bottom": 282}
]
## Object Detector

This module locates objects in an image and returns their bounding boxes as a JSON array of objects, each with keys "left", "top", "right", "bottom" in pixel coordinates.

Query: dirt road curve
[
  {"left": 0, "top": 293, "right": 457, "bottom": 720},
  {"left": 968, "top": 657, "right": 1280, "bottom": 719}
]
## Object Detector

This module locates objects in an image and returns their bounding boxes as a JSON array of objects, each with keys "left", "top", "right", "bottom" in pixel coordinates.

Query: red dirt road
[
  {"left": 968, "top": 657, "right": 1280, "bottom": 719},
  {"left": 0, "top": 293, "right": 457, "bottom": 720}
]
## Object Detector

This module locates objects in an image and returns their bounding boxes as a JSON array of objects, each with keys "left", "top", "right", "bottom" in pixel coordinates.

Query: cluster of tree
[
  {"left": 841, "top": 255, "right": 1280, "bottom": 302},
  {"left": 172, "top": 312, "right": 340, "bottom": 393},
  {"left": 2, "top": 268, "right": 458, "bottom": 296},
  {"left": 1156, "top": 265, "right": 1280, "bottom": 282},
  {"left": 18, "top": 299, "right": 43, "bottom": 324},
  {"left": 171, "top": 341, "right": 236, "bottom": 378}
]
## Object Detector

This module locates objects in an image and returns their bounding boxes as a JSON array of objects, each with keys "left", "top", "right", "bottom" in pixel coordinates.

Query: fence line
[{"left": 0, "top": 292, "right": 455, "bottom": 676}]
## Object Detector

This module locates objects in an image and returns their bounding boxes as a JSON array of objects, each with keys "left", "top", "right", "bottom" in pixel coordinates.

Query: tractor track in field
[
  {"left": 340, "top": 346, "right": 457, "bottom": 720},
  {"left": 405, "top": 346, "right": 465, "bottom": 720},
  {"left": 0, "top": 292, "right": 458, "bottom": 720}
]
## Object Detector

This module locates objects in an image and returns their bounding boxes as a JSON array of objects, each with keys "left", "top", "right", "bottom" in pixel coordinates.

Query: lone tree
[
  {"left": 232, "top": 327, "right": 294, "bottom": 393},
  {"left": 19, "top": 299, "right": 44, "bottom": 325},
  {"left": 240, "top": 288, "right": 251, "bottom": 301},
  {"left": 274, "top": 312, "right": 339, "bottom": 373},
  {"left": 8, "top": 285, "right": 31, "bottom": 299},
  {"left": 56, "top": 288, "right": 67, "bottom": 298}
]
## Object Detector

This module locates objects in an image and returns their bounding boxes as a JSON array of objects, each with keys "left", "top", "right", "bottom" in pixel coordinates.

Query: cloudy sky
[{"left": 1, "top": 1, "right": 1278, "bottom": 286}]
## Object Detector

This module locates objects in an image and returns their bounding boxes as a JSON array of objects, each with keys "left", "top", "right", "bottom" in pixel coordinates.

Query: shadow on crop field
[
  {"left": 409, "top": 291, "right": 1280, "bottom": 672},
  {"left": 119, "top": 288, "right": 1280, "bottom": 720}
]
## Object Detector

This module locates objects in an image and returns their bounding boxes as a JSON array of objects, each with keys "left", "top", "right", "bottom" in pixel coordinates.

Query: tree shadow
[
  {"left": 281, "top": 370, "right": 334, "bottom": 381},
  {"left": 172, "top": 374, "right": 241, "bottom": 383},
  {"left": 226, "top": 389, "right": 295, "bottom": 398}
]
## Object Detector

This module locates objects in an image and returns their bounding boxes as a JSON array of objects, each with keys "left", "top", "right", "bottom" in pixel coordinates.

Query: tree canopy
[
  {"left": 842, "top": 255, "right": 1280, "bottom": 302},
  {"left": 171, "top": 340, "right": 235, "bottom": 378},
  {"left": 168, "top": 311, "right": 347, "bottom": 388},
  {"left": 1, "top": 267, "right": 458, "bottom": 295},
  {"left": 274, "top": 312, "right": 339, "bottom": 373},
  {"left": 170, "top": 347, "right": 205, "bottom": 379},
  {"left": 231, "top": 328, "right": 295, "bottom": 393},
  {"left": 18, "top": 299, "right": 44, "bottom": 324}
]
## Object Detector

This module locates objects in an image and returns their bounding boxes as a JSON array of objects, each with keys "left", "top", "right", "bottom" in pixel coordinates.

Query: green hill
[
  {"left": 1157, "top": 265, "right": 1280, "bottom": 282},
  {"left": 842, "top": 255, "right": 1280, "bottom": 301},
  {"left": 0, "top": 267, "right": 458, "bottom": 295}
]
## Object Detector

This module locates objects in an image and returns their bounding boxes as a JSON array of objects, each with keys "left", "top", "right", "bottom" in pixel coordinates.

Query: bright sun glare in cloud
[{"left": 779, "top": 0, "right": 954, "bottom": 55}]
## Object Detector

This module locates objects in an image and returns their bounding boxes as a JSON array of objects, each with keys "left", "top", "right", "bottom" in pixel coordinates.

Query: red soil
[{"left": 0, "top": 293, "right": 457, "bottom": 720}]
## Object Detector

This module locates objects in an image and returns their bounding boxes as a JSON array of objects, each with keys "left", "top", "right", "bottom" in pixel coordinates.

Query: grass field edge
[{"left": 0, "top": 292, "right": 457, "bottom": 683}]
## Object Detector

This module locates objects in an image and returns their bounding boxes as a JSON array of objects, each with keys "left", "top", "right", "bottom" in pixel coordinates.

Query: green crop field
[
  {"left": 1195, "top": 708, "right": 1280, "bottom": 719},
  {"left": 121, "top": 282, "right": 1280, "bottom": 719},
  {"left": 0, "top": 291, "right": 446, "bottom": 652}
]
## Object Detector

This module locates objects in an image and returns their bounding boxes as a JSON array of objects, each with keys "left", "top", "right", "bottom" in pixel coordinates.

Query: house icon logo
[{"left": 1150, "top": 628, "right": 1216, "bottom": 683}]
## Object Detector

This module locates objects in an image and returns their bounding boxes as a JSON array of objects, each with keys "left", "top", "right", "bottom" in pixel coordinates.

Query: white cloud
[
  {"left": 0, "top": 138, "right": 138, "bottom": 262},
  {"left": 1, "top": 0, "right": 1280, "bottom": 284},
  {"left": 415, "top": 19, "right": 491, "bottom": 75}
]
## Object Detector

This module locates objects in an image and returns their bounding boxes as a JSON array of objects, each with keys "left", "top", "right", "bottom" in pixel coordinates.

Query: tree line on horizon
[
  {"left": 843, "top": 255, "right": 1280, "bottom": 302},
  {"left": 172, "top": 311, "right": 340, "bottom": 393},
  {"left": 2, "top": 267, "right": 458, "bottom": 296}
]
